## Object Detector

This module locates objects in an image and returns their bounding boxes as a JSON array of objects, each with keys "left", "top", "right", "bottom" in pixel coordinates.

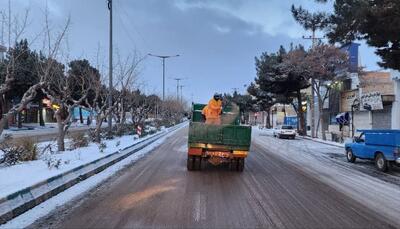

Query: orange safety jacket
[{"left": 202, "top": 98, "right": 222, "bottom": 119}]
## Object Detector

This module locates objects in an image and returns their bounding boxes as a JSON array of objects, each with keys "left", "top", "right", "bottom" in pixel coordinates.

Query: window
[{"left": 282, "top": 126, "right": 293, "bottom": 129}]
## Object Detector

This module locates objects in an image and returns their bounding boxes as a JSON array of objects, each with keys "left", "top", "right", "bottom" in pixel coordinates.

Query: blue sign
[
  {"left": 73, "top": 107, "right": 92, "bottom": 120},
  {"left": 340, "top": 42, "right": 360, "bottom": 73},
  {"left": 336, "top": 112, "right": 350, "bottom": 125},
  {"left": 284, "top": 116, "right": 298, "bottom": 127}
]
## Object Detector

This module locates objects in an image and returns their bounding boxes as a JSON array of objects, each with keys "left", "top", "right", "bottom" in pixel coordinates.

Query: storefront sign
[
  {"left": 361, "top": 91, "right": 383, "bottom": 110},
  {"left": 340, "top": 90, "right": 359, "bottom": 112}
]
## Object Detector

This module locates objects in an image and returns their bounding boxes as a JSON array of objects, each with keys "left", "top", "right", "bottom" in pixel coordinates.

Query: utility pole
[
  {"left": 107, "top": 0, "right": 113, "bottom": 135},
  {"left": 8, "top": 0, "right": 10, "bottom": 49},
  {"left": 179, "top": 85, "right": 185, "bottom": 104},
  {"left": 173, "top": 78, "right": 183, "bottom": 101},
  {"left": 0, "top": 11, "right": 5, "bottom": 61},
  {"left": 148, "top": 54, "right": 180, "bottom": 101},
  {"left": 302, "top": 31, "right": 323, "bottom": 138},
  {"left": 0, "top": 11, "right": 4, "bottom": 46}
]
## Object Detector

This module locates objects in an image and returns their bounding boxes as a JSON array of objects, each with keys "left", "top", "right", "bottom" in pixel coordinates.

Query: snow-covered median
[
  {"left": 0, "top": 123, "right": 187, "bottom": 228},
  {"left": 0, "top": 124, "right": 183, "bottom": 199}
]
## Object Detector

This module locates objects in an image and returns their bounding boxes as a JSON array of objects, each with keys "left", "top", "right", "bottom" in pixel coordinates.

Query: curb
[
  {"left": 301, "top": 136, "right": 345, "bottom": 148},
  {"left": 0, "top": 123, "right": 185, "bottom": 224}
]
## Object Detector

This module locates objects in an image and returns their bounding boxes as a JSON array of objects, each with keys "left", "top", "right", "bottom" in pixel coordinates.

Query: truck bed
[
  {"left": 188, "top": 122, "right": 251, "bottom": 151},
  {"left": 360, "top": 129, "right": 400, "bottom": 147}
]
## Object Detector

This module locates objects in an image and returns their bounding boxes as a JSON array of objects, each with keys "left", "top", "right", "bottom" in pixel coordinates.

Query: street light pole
[
  {"left": 148, "top": 54, "right": 180, "bottom": 100},
  {"left": 173, "top": 78, "right": 183, "bottom": 101},
  {"left": 107, "top": 0, "right": 113, "bottom": 135},
  {"left": 162, "top": 58, "right": 165, "bottom": 100}
]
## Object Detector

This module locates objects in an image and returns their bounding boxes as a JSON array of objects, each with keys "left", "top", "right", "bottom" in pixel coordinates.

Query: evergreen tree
[{"left": 327, "top": 0, "right": 400, "bottom": 70}]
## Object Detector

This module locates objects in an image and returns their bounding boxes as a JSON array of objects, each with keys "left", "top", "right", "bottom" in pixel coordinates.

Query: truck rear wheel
[
  {"left": 346, "top": 149, "right": 356, "bottom": 163},
  {"left": 187, "top": 156, "right": 194, "bottom": 171},
  {"left": 194, "top": 156, "right": 202, "bottom": 170},
  {"left": 230, "top": 159, "right": 237, "bottom": 171},
  {"left": 230, "top": 158, "right": 245, "bottom": 172},
  {"left": 375, "top": 153, "right": 389, "bottom": 172},
  {"left": 237, "top": 158, "right": 245, "bottom": 172}
]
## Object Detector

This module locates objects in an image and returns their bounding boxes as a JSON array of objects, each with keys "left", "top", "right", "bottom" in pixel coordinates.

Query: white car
[{"left": 273, "top": 125, "right": 296, "bottom": 139}]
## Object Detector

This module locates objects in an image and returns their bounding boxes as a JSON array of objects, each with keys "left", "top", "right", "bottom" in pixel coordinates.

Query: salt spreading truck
[{"left": 187, "top": 103, "right": 251, "bottom": 172}]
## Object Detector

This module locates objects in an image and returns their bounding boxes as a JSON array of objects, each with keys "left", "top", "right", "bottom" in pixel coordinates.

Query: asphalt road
[{"left": 31, "top": 127, "right": 397, "bottom": 229}]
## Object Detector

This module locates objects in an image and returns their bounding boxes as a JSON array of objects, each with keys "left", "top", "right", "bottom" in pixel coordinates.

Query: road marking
[{"left": 193, "top": 192, "right": 206, "bottom": 222}]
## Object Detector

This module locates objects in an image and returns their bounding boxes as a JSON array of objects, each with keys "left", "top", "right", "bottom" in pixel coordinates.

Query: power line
[
  {"left": 113, "top": 2, "right": 140, "bottom": 51},
  {"left": 114, "top": 0, "right": 152, "bottom": 53}
]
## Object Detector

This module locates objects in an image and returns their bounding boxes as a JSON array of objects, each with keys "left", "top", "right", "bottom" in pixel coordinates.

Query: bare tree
[
  {"left": 113, "top": 51, "right": 145, "bottom": 132},
  {"left": 42, "top": 65, "right": 92, "bottom": 151},
  {"left": 0, "top": 3, "right": 31, "bottom": 130},
  {"left": 305, "top": 44, "right": 348, "bottom": 140},
  {"left": 0, "top": 12, "right": 70, "bottom": 139}
]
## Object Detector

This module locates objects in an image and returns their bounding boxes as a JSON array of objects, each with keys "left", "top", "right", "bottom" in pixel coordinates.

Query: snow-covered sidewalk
[
  {"left": 256, "top": 127, "right": 346, "bottom": 147},
  {"left": 0, "top": 124, "right": 183, "bottom": 199},
  {"left": 302, "top": 135, "right": 345, "bottom": 148}
]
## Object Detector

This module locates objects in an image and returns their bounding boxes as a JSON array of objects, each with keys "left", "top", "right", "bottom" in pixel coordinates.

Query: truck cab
[{"left": 345, "top": 130, "right": 400, "bottom": 172}]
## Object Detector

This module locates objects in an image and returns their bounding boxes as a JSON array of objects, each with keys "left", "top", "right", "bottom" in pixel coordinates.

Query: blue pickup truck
[{"left": 345, "top": 130, "right": 400, "bottom": 172}]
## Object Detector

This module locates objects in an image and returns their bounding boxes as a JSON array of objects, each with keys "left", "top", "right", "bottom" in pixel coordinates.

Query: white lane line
[
  {"left": 193, "top": 192, "right": 201, "bottom": 222},
  {"left": 193, "top": 192, "right": 206, "bottom": 222},
  {"left": 200, "top": 194, "right": 206, "bottom": 221}
]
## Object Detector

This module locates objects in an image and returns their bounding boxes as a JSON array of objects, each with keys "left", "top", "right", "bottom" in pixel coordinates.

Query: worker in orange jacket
[{"left": 202, "top": 93, "right": 223, "bottom": 125}]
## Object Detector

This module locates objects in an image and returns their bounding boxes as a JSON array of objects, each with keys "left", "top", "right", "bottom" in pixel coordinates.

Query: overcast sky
[{"left": 5, "top": 0, "right": 380, "bottom": 103}]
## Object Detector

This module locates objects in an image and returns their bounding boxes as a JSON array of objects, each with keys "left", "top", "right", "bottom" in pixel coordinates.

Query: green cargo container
[{"left": 187, "top": 103, "right": 252, "bottom": 172}]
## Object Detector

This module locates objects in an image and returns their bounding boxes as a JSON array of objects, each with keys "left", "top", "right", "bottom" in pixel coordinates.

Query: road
[
  {"left": 4, "top": 124, "right": 107, "bottom": 143},
  {"left": 30, "top": 127, "right": 397, "bottom": 228}
]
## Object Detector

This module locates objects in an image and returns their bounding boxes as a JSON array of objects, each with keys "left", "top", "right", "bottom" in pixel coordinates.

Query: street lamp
[{"left": 148, "top": 53, "right": 180, "bottom": 101}]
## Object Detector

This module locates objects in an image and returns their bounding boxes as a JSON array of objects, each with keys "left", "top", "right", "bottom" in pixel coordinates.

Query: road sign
[
  {"left": 136, "top": 126, "right": 142, "bottom": 136},
  {"left": 361, "top": 91, "right": 383, "bottom": 110},
  {"left": 336, "top": 112, "right": 350, "bottom": 125},
  {"left": 284, "top": 116, "right": 298, "bottom": 127}
]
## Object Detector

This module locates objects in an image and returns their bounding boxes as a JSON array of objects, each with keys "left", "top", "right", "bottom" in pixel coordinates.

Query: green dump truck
[{"left": 187, "top": 103, "right": 252, "bottom": 172}]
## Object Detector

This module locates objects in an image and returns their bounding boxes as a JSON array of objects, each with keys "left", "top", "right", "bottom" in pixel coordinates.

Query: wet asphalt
[{"left": 30, "top": 127, "right": 397, "bottom": 229}]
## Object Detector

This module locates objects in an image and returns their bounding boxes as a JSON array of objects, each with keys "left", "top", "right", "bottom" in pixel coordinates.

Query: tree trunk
[
  {"left": 266, "top": 109, "right": 271, "bottom": 128},
  {"left": 39, "top": 102, "right": 45, "bottom": 126},
  {"left": 17, "top": 111, "right": 22, "bottom": 128},
  {"left": 94, "top": 116, "right": 103, "bottom": 143},
  {"left": 55, "top": 111, "right": 66, "bottom": 151},
  {"left": 296, "top": 90, "right": 306, "bottom": 136},
  {"left": 79, "top": 107, "right": 83, "bottom": 124},
  {"left": 318, "top": 100, "right": 326, "bottom": 140},
  {"left": 3, "top": 100, "right": 9, "bottom": 130}
]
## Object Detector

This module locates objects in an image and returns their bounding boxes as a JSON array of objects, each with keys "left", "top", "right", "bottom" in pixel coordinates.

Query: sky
[{"left": 3, "top": 0, "right": 381, "bottom": 103}]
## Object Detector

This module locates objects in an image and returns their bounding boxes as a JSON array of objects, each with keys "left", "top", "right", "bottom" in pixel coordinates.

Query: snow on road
[{"left": 253, "top": 128, "right": 400, "bottom": 225}]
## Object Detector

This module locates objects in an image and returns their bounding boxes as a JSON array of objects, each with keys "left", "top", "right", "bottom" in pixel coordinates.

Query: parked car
[
  {"left": 345, "top": 129, "right": 400, "bottom": 172},
  {"left": 273, "top": 125, "right": 296, "bottom": 139}
]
